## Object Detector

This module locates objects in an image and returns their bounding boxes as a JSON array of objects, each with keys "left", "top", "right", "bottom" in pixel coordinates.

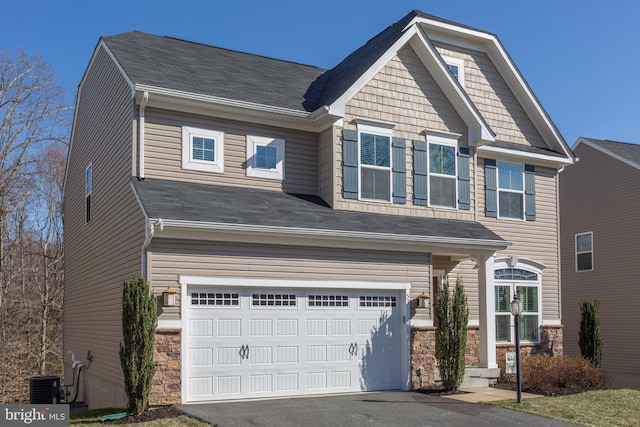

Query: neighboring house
[
  {"left": 560, "top": 137, "right": 640, "bottom": 389},
  {"left": 63, "top": 10, "right": 575, "bottom": 408}
]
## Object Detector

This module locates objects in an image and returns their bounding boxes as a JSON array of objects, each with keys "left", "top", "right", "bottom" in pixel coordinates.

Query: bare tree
[{"left": 0, "top": 49, "right": 70, "bottom": 402}]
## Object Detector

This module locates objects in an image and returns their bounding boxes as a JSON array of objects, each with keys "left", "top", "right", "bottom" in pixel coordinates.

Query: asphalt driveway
[{"left": 176, "top": 391, "right": 578, "bottom": 427}]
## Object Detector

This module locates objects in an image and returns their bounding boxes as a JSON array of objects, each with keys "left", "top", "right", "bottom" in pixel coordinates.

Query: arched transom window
[{"left": 494, "top": 262, "right": 542, "bottom": 343}]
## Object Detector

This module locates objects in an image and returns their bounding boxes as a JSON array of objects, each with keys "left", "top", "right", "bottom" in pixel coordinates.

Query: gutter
[
  {"left": 138, "top": 91, "right": 149, "bottom": 178},
  {"left": 149, "top": 218, "right": 511, "bottom": 253}
]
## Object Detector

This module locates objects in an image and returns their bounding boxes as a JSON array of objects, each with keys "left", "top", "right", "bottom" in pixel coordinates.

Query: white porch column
[{"left": 476, "top": 254, "right": 497, "bottom": 369}]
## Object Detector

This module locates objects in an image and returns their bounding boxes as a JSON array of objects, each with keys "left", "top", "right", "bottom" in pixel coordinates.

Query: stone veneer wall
[
  {"left": 410, "top": 325, "right": 563, "bottom": 389},
  {"left": 150, "top": 329, "right": 181, "bottom": 405}
]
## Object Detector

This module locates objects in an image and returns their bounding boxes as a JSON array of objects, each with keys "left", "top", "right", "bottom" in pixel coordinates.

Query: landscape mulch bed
[{"left": 106, "top": 406, "right": 181, "bottom": 424}]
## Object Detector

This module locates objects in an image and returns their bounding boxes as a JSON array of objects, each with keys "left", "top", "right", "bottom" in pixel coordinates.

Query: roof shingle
[{"left": 132, "top": 178, "right": 506, "bottom": 245}]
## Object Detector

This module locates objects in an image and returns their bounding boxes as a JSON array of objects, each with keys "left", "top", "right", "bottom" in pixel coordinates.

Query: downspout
[
  {"left": 138, "top": 91, "right": 149, "bottom": 179},
  {"left": 141, "top": 221, "right": 155, "bottom": 279}
]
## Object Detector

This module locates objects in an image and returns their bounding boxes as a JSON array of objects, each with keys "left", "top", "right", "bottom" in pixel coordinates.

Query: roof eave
[
  {"left": 148, "top": 218, "right": 511, "bottom": 254},
  {"left": 326, "top": 24, "right": 495, "bottom": 145},
  {"left": 477, "top": 144, "right": 575, "bottom": 168},
  {"left": 134, "top": 85, "right": 339, "bottom": 132},
  {"left": 412, "top": 17, "right": 575, "bottom": 163}
]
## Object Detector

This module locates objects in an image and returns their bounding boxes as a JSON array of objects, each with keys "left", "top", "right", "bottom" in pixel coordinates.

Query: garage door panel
[
  {"left": 248, "top": 346, "right": 273, "bottom": 364},
  {"left": 276, "top": 346, "right": 299, "bottom": 363},
  {"left": 250, "top": 319, "right": 273, "bottom": 336},
  {"left": 218, "top": 318, "right": 242, "bottom": 337},
  {"left": 330, "top": 319, "right": 351, "bottom": 335},
  {"left": 217, "top": 347, "right": 242, "bottom": 366},
  {"left": 306, "top": 345, "right": 327, "bottom": 363},
  {"left": 276, "top": 318, "right": 298, "bottom": 336},
  {"left": 217, "top": 375, "right": 241, "bottom": 395},
  {"left": 186, "top": 286, "right": 404, "bottom": 402},
  {"left": 250, "top": 374, "right": 273, "bottom": 393},
  {"left": 330, "top": 345, "right": 352, "bottom": 362},
  {"left": 306, "top": 318, "right": 327, "bottom": 335}
]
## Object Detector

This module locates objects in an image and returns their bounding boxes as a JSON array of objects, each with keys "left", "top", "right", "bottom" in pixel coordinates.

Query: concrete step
[
  {"left": 434, "top": 366, "right": 500, "bottom": 389},
  {"left": 459, "top": 376, "right": 490, "bottom": 388}
]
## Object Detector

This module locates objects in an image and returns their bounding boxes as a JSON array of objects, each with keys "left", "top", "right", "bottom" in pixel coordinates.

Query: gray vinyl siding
[
  {"left": 63, "top": 46, "right": 145, "bottom": 408},
  {"left": 560, "top": 143, "right": 640, "bottom": 385},
  {"left": 143, "top": 108, "right": 318, "bottom": 195},
  {"left": 477, "top": 158, "right": 561, "bottom": 320},
  {"left": 149, "top": 240, "right": 432, "bottom": 322}
]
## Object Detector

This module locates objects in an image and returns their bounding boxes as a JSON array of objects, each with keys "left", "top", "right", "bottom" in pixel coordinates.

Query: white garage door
[{"left": 185, "top": 286, "right": 404, "bottom": 402}]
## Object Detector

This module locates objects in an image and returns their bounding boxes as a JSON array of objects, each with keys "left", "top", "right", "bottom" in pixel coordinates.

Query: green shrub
[
  {"left": 435, "top": 275, "right": 469, "bottom": 391},
  {"left": 579, "top": 297, "right": 603, "bottom": 368},
  {"left": 119, "top": 275, "right": 157, "bottom": 415},
  {"left": 498, "top": 354, "right": 608, "bottom": 396}
]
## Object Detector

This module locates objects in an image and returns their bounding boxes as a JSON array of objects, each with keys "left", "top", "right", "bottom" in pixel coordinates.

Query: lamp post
[{"left": 510, "top": 293, "right": 523, "bottom": 403}]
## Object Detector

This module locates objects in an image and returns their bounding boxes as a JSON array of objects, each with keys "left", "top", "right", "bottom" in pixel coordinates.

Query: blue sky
[{"left": 2, "top": 0, "right": 639, "bottom": 146}]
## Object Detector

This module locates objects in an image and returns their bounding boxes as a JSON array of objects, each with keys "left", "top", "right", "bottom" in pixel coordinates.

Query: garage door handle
[
  {"left": 348, "top": 343, "right": 358, "bottom": 356},
  {"left": 240, "top": 345, "right": 250, "bottom": 359}
]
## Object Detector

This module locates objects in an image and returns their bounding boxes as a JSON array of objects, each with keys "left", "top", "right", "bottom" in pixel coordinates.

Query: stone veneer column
[
  {"left": 150, "top": 329, "right": 181, "bottom": 405},
  {"left": 410, "top": 327, "right": 437, "bottom": 388}
]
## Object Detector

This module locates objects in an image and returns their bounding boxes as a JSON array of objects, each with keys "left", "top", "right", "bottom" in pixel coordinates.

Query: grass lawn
[
  {"left": 490, "top": 389, "right": 640, "bottom": 427},
  {"left": 70, "top": 408, "right": 211, "bottom": 426}
]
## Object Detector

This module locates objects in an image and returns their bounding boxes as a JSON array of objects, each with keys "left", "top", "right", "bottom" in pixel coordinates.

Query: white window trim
[
  {"left": 493, "top": 260, "right": 542, "bottom": 344},
  {"left": 442, "top": 55, "right": 465, "bottom": 86},
  {"left": 182, "top": 126, "right": 224, "bottom": 173},
  {"left": 427, "top": 133, "right": 458, "bottom": 209},
  {"left": 246, "top": 135, "right": 285, "bottom": 180},
  {"left": 575, "top": 231, "right": 594, "bottom": 272},
  {"left": 496, "top": 161, "right": 525, "bottom": 221},
  {"left": 357, "top": 123, "right": 393, "bottom": 203},
  {"left": 85, "top": 163, "right": 92, "bottom": 224}
]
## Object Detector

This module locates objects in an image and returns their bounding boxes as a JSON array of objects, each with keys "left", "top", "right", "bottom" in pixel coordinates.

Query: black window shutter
[
  {"left": 485, "top": 159, "right": 497, "bottom": 217},
  {"left": 524, "top": 164, "right": 536, "bottom": 221},
  {"left": 413, "top": 140, "right": 428, "bottom": 206},
  {"left": 392, "top": 137, "right": 406, "bottom": 204},
  {"left": 457, "top": 147, "right": 471, "bottom": 210},
  {"left": 342, "top": 129, "right": 358, "bottom": 200}
]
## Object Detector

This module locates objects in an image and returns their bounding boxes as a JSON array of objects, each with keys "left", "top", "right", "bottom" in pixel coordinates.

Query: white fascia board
[
  {"left": 477, "top": 144, "right": 575, "bottom": 168},
  {"left": 149, "top": 218, "right": 511, "bottom": 253},
  {"left": 327, "top": 25, "right": 420, "bottom": 117},
  {"left": 136, "top": 85, "right": 337, "bottom": 132},
  {"left": 414, "top": 17, "right": 575, "bottom": 163},
  {"left": 326, "top": 23, "right": 494, "bottom": 144},
  {"left": 179, "top": 275, "right": 411, "bottom": 291},
  {"left": 574, "top": 137, "right": 640, "bottom": 171}
]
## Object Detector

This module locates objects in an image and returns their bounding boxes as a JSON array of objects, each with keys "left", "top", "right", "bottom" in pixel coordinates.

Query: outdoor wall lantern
[
  {"left": 163, "top": 286, "right": 178, "bottom": 307},
  {"left": 510, "top": 293, "right": 523, "bottom": 403},
  {"left": 416, "top": 292, "right": 430, "bottom": 308}
]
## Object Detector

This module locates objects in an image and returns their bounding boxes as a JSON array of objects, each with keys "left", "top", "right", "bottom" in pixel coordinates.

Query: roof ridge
[{"left": 108, "top": 30, "right": 327, "bottom": 72}]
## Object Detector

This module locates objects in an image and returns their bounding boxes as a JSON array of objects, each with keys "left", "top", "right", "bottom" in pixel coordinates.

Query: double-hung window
[
  {"left": 495, "top": 267, "right": 540, "bottom": 343},
  {"left": 576, "top": 232, "right": 593, "bottom": 271},
  {"left": 182, "top": 126, "right": 224, "bottom": 173},
  {"left": 246, "top": 135, "right": 285, "bottom": 180},
  {"left": 359, "top": 124, "right": 392, "bottom": 202},
  {"left": 428, "top": 135, "right": 457, "bottom": 208},
  {"left": 497, "top": 161, "right": 524, "bottom": 219}
]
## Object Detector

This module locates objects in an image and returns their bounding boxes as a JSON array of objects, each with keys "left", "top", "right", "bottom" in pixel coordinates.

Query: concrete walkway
[
  {"left": 446, "top": 386, "right": 541, "bottom": 403},
  {"left": 177, "top": 390, "right": 576, "bottom": 427}
]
